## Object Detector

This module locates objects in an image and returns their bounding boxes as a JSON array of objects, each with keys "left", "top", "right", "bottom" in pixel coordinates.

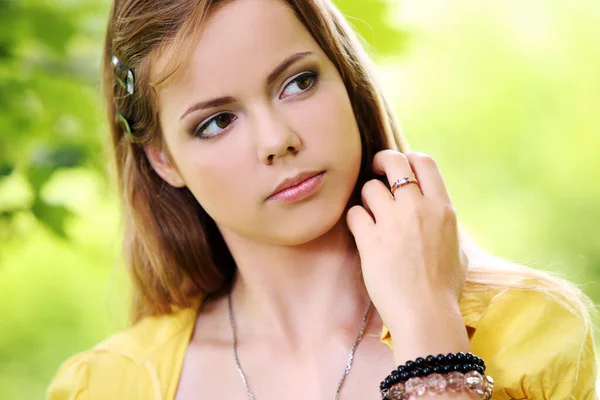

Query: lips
[{"left": 268, "top": 170, "right": 324, "bottom": 199}]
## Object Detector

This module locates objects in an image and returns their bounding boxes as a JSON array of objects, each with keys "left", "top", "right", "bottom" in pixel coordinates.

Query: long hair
[{"left": 102, "top": 0, "right": 594, "bottom": 326}]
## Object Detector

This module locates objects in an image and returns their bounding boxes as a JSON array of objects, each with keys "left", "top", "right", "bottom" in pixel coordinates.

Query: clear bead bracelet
[{"left": 382, "top": 370, "right": 494, "bottom": 400}]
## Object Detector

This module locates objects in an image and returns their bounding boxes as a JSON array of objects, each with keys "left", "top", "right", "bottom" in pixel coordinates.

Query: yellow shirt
[{"left": 47, "top": 287, "right": 598, "bottom": 399}]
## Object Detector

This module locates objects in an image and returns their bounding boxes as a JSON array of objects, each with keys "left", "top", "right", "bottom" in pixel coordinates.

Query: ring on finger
[{"left": 390, "top": 176, "right": 419, "bottom": 196}]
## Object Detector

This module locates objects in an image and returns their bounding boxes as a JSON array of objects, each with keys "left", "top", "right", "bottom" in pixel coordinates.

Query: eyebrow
[
  {"left": 179, "top": 51, "right": 315, "bottom": 121},
  {"left": 266, "top": 51, "right": 314, "bottom": 87}
]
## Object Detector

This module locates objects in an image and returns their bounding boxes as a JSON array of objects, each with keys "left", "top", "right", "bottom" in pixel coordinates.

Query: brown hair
[{"left": 103, "top": 0, "right": 595, "bottom": 326}]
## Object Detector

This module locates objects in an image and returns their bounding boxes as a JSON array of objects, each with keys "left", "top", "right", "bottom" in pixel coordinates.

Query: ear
[{"left": 144, "top": 144, "right": 186, "bottom": 188}]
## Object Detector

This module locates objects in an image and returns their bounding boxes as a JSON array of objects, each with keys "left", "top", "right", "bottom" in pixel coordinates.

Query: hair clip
[
  {"left": 117, "top": 112, "right": 135, "bottom": 142},
  {"left": 111, "top": 54, "right": 135, "bottom": 95}
]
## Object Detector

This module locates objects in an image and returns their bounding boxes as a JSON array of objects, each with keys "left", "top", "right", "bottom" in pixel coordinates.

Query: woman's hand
[{"left": 346, "top": 150, "right": 469, "bottom": 361}]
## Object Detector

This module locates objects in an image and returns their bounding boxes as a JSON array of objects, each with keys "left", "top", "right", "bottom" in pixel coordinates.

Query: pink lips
[{"left": 268, "top": 171, "right": 325, "bottom": 204}]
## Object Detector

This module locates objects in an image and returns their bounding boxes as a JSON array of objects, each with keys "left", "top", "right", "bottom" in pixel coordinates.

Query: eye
[
  {"left": 194, "top": 112, "right": 237, "bottom": 139},
  {"left": 280, "top": 71, "right": 318, "bottom": 99}
]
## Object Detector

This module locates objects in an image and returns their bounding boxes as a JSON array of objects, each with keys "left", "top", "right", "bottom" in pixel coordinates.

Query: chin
[{"left": 261, "top": 197, "right": 349, "bottom": 246}]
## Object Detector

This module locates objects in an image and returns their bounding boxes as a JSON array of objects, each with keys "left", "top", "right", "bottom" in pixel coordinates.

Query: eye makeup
[{"left": 189, "top": 67, "right": 321, "bottom": 140}]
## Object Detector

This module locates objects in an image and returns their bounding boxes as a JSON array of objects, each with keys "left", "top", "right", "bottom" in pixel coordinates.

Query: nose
[{"left": 252, "top": 107, "right": 303, "bottom": 165}]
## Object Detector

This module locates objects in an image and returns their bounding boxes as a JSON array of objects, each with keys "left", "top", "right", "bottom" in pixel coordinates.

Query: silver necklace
[{"left": 228, "top": 292, "right": 373, "bottom": 400}]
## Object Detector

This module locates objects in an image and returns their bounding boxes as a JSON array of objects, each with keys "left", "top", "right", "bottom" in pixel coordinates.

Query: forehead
[{"left": 155, "top": 0, "right": 321, "bottom": 106}]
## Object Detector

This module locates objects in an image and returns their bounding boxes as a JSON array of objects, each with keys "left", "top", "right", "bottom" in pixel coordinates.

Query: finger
[
  {"left": 360, "top": 179, "right": 393, "bottom": 223},
  {"left": 372, "top": 150, "right": 422, "bottom": 198},
  {"left": 405, "top": 152, "right": 452, "bottom": 205},
  {"left": 346, "top": 205, "right": 374, "bottom": 243}
]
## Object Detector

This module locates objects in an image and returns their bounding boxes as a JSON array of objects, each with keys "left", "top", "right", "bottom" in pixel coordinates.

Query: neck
[{"left": 220, "top": 219, "right": 373, "bottom": 345}]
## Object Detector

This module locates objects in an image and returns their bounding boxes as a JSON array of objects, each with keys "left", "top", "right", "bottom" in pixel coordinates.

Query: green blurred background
[{"left": 1, "top": 0, "right": 599, "bottom": 398}]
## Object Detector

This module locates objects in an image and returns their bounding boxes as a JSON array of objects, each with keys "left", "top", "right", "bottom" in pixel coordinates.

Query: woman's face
[{"left": 153, "top": 0, "right": 362, "bottom": 245}]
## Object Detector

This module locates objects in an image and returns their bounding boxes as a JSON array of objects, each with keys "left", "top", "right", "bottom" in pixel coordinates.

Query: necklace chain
[{"left": 228, "top": 292, "right": 373, "bottom": 400}]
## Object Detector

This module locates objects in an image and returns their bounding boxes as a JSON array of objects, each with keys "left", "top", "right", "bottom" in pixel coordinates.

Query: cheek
[
  {"left": 171, "top": 141, "right": 252, "bottom": 220},
  {"left": 294, "top": 82, "right": 361, "bottom": 161}
]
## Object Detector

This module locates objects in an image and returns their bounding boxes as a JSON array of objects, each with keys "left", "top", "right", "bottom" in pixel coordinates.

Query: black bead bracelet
[{"left": 380, "top": 352, "right": 486, "bottom": 392}]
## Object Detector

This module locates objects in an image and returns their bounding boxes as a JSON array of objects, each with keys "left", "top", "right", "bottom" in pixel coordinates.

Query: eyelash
[{"left": 193, "top": 70, "right": 320, "bottom": 140}]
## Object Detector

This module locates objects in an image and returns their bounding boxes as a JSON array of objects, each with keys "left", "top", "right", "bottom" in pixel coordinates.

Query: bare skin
[{"left": 146, "top": 0, "right": 476, "bottom": 399}]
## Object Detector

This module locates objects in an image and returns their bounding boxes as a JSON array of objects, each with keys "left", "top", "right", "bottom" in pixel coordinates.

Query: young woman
[{"left": 48, "top": 0, "right": 598, "bottom": 399}]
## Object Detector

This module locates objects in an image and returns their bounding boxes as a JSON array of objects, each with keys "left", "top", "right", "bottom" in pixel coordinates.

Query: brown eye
[
  {"left": 216, "top": 114, "right": 232, "bottom": 129},
  {"left": 297, "top": 76, "right": 312, "bottom": 90},
  {"left": 281, "top": 71, "right": 318, "bottom": 98},
  {"left": 195, "top": 112, "right": 237, "bottom": 139}
]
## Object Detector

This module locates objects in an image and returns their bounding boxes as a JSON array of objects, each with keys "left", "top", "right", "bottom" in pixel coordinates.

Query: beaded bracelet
[
  {"left": 383, "top": 370, "right": 494, "bottom": 400},
  {"left": 380, "top": 352, "right": 486, "bottom": 391}
]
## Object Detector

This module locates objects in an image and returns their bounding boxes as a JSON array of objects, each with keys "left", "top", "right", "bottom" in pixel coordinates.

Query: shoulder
[
  {"left": 466, "top": 277, "right": 598, "bottom": 399},
  {"left": 47, "top": 301, "right": 200, "bottom": 400}
]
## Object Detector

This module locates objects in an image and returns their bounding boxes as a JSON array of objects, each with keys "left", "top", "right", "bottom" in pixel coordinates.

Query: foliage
[{"left": 0, "top": 0, "right": 107, "bottom": 238}]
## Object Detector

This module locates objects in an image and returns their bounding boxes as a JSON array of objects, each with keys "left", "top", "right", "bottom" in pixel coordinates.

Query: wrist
[{"left": 386, "top": 302, "right": 470, "bottom": 365}]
